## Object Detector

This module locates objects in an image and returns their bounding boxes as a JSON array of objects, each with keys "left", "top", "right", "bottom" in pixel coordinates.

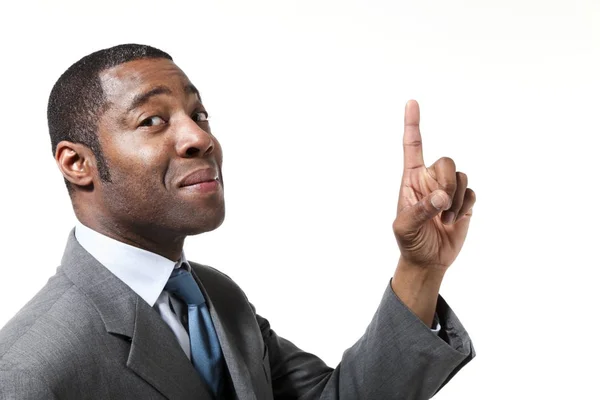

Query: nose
[{"left": 175, "top": 117, "right": 214, "bottom": 158}]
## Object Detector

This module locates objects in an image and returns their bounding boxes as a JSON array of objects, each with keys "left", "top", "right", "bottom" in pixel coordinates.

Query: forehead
[{"left": 100, "top": 58, "right": 193, "bottom": 106}]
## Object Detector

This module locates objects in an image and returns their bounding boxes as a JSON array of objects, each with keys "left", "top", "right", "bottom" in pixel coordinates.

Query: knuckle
[
  {"left": 441, "top": 182, "right": 457, "bottom": 193},
  {"left": 403, "top": 139, "right": 422, "bottom": 148},
  {"left": 457, "top": 172, "right": 468, "bottom": 185},
  {"left": 392, "top": 219, "right": 408, "bottom": 236},
  {"left": 466, "top": 188, "right": 476, "bottom": 202},
  {"left": 439, "top": 156, "right": 456, "bottom": 170}
]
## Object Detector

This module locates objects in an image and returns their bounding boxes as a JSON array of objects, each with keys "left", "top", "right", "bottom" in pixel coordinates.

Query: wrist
[
  {"left": 391, "top": 257, "right": 446, "bottom": 327},
  {"left": 396, "top": 256, "right": 448, "bottom": 278}
]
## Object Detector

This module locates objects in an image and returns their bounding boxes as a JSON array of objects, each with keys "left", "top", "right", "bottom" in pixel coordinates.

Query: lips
[{"left": 178, "top": 168, "right": 219, "bottom": 188}]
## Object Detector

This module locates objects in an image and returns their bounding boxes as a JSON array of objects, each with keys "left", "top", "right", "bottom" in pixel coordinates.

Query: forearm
[{"left": 391, "top": 257, "right": 446, "bottom": 327}]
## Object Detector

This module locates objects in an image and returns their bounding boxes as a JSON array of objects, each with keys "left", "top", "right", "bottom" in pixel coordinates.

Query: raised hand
[{"left": 393, "top": 100, "right": 476, "bottom": 271}]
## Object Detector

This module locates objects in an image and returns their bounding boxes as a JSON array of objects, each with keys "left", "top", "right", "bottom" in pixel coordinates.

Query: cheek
[
  {"left": 212, "top": 138, "right": 224, "bottom": 165},
  {"left": 136, "top": 145, "right": 168, "bottom": 171},
  {"left": 108, "top": 139, "right": 170, "bottom": 181}
]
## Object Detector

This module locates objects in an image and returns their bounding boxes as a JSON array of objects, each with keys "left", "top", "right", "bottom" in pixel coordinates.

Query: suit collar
[
  {"left": 60, "top": 230, "right": 212, "bottom": 399},
  {"left": 61, "top": 229, "right": 136, "bottom": 337}
]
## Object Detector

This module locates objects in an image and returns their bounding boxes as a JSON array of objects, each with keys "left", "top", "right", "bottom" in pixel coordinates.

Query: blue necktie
[{"left": 165, "top": 268, "right": 225, "bottom": 398}]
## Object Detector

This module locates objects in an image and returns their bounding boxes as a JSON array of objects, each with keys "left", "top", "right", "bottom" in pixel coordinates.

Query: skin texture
[
  {"left": 55, "top": 58, "right": 475, "bottom": 326},
  {"left": 55, "top": 58, "right": 225, "bottom": 261}
]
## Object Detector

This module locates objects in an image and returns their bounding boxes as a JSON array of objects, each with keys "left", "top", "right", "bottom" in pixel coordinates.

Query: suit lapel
[
  {"left": 60, "top": 230, "right": 212, "bottom": 400},
  {"left": 127, "top": 297, "right": 213, "bottom": 400},
  {"left": 190, "top": 269, "right": 258, "bottom": 400}
]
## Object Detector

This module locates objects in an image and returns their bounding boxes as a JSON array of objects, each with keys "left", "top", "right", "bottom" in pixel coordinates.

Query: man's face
[{"left": 92, "top": 58, "right": 225, "bottom": 237}]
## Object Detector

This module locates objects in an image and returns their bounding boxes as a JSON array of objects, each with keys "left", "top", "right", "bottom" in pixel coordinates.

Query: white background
[{"left": 0, "top": 1, "right": 598, "bottom": 398}]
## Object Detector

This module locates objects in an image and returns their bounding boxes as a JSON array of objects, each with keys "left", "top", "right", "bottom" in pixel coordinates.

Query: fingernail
[
  {"left": 443, "top": 212, "right": 455, "bottom": 224},
  {"left": 431, "top": 194, "right": 446, "bottom": 209}
]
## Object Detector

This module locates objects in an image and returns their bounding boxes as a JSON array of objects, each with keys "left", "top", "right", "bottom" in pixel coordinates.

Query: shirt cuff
[{"left": 431, "top": 313, "right": 441, "bottom": 334}]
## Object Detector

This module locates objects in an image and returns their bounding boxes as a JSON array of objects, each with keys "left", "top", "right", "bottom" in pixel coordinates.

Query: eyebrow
[
  {"left": 127, "top": 84, "right": 202, "bottom": 112},
  {"left": 185, "top": 83, "right": 201, "bottom": 100}
]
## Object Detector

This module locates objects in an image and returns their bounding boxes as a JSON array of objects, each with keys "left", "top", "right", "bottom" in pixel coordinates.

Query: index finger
[{"left": 403, "top": 100, "right": 425, "bottom": 170}]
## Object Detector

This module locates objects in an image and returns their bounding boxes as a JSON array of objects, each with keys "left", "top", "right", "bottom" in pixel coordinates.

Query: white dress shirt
[{"left": 75, "top": 222, "right": 193, "bottom": 360}]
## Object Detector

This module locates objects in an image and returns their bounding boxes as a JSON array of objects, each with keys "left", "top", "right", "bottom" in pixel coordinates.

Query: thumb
[{"left": 398, "top": 190, "right": 449, "bottom": 232}]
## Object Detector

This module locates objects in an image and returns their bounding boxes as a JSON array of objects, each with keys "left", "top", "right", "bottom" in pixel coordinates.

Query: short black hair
[{"left": 47, "top": 43, "right": 172, "bottom": 191}]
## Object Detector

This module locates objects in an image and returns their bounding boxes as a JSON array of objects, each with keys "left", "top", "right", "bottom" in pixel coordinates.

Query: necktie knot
[{"left": 165, "top": 268, "right": 206, "bottom": 307}]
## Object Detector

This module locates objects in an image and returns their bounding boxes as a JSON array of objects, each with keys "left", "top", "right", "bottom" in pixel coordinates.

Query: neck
[{"left": 76, "top": 216, "right": 186, "bottom": 262}]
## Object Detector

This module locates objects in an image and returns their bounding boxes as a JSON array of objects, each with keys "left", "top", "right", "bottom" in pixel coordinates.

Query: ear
[{"left": 55, "top": 141, "right": 95, "bottom": 187}]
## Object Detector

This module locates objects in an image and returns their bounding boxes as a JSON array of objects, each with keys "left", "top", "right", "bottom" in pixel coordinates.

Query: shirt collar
[{"left": 74, "top": 221, "right": 188, "bottom": 306}]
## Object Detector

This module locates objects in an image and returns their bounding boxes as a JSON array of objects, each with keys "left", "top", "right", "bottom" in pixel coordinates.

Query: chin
[{"left": 183, "top": 208, "right": 226, "bottom": 236}]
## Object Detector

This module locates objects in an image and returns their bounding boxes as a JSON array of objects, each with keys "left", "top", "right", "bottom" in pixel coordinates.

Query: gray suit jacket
[{"left": 0, "top": 231, "right": 474, "bottom": 399}]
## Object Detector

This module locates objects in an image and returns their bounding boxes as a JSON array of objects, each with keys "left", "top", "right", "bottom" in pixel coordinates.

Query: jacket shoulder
[
  {"left": 0, "top": 269, "right": 74, "bottom": 360},
  {"left": 0, "top": 369, "right": 57, "bottom": 399},
  {"left": 0, "top": 267, "right": 107, "bottom": 376}
]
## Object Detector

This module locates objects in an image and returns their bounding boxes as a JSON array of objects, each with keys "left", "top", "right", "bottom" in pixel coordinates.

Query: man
[{"left": 0, "top": 44, "right": 475, "bottom": 399}]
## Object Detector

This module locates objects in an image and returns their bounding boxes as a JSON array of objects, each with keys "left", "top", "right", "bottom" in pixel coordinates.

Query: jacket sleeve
[{"left": 257, "top": 281, "right": 475, "bottom": 400}]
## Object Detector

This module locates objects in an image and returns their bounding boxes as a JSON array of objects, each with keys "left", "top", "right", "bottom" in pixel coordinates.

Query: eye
[
  {"left": 139, "top": 116, "right": 166, "bottom": 127},
  {"left": 192, "top": 111, "right": 209, "bottom": 123}
]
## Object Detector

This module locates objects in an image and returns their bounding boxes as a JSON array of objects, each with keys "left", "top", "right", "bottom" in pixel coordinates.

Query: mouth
[
  {"left": 178, "top": 168, "right": 221, "bottom": 193},
  {"left": 183, "top": 178, "right": 220, "bottom": 193}
]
